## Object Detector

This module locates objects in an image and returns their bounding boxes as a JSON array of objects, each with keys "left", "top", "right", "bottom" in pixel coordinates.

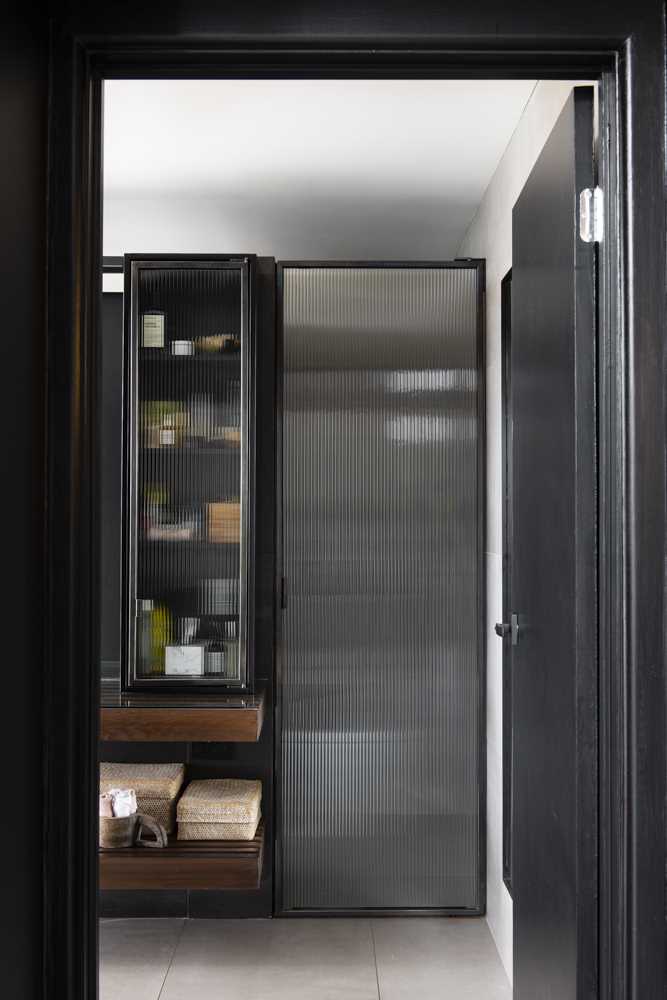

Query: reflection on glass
[{"left": 126, "top": 263, "right": 246, "bottom": 687}]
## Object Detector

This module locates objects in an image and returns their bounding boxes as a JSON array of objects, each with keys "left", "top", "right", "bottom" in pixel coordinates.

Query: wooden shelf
[
  {"left": 99, "top": 822, "right": 264, "bottom": 890},
  {"left": 100, "top": 687, "right": 264, "bottom": 742}
]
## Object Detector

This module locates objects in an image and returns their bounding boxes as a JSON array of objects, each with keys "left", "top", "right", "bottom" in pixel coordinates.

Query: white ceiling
[{"left": 103, "top": 79, "right": 537, "bottom": 258}]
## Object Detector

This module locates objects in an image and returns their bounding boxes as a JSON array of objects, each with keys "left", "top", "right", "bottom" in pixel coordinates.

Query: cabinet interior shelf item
[
  {"left": 99, "top": 821, "right": 264, "bottom": 890},
  {"left": 100, "top": 685, "right": 264, "bottom": 742}
]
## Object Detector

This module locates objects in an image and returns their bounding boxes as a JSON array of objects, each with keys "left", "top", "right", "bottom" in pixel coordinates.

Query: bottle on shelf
[
  {"left": 136, "top": 599, "right": 154, "bottom": 676},
  {"left": 149, "top": 603, "right": 172, "bottom": 676},
  {"left": 223, "top": 620, "right": 240, "bottom": 680}
]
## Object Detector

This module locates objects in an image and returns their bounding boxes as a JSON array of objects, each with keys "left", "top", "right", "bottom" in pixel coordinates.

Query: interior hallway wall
[
  {"left": 457, "top": 79, "right": 589, "bottom": 984},
  {"left": 104, "top": 194, "right": 469, "bottom": 260}
]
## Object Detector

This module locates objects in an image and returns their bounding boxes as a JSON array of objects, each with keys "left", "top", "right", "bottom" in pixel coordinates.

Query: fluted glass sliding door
[{"left": 279, "top": 263, "right": 484, "bottom": 911}]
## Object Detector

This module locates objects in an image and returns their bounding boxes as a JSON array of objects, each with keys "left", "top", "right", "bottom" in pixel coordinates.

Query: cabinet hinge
[{"left": 579, "top": 187, "right": 604, "bottom": 243}]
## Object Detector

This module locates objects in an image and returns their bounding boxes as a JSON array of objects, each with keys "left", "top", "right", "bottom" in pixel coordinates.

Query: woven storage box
[
  {"left": 208, "top": 502, "right": 240, "bottom": 544},
  {"left": 100, "top": 763, "right": 185, "bottom": 834},
  {"left": 177, "top": 779, "right": 261, "bottom": 841}
]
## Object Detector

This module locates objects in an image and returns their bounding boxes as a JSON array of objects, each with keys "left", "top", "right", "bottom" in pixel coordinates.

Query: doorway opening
[{"left": 94, "top": 76, "right": 603, "bottom": 999}]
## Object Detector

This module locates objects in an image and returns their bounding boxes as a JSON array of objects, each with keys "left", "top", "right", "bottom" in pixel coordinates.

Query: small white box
[{"left": 165, "top": 643, "right": 205, "bottom": 676}]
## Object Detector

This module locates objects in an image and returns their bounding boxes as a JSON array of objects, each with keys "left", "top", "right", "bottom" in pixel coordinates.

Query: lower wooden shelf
[{"left": 99, "top": 821, "right": 264, "bottom": 891}]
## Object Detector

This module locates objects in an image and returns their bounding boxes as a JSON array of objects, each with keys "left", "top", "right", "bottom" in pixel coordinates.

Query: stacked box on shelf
[
  {"left": 100, "top": 762, "right": 185, "bottom": 834},
  {"left": 208, "top": 501, "right": 241, "bottom": 543},
  {"left": 177, "top": 778, "right": 261, "bottom": 841}
]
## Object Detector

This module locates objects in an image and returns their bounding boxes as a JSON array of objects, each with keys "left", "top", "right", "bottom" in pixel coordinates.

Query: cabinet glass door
[{"left": 123, "top": 258, "right": 250, "bottom": 689}]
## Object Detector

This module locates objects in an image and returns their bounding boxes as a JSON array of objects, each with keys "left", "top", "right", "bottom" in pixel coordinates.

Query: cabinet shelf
[
  {"left": 140, "top": 538, "right": 239, "bottom": 547},
  {"left": 99, "top": 821, "right": 264, "bottom": 890},
  {"left": 141, "top": 446, "right": 240, "bottom": 458},
  {"left": 100, "top": 685, "right": 264, "bottom": 742},
  {"left": 140, "top": 354, "right": 241, "bottom": 372}
]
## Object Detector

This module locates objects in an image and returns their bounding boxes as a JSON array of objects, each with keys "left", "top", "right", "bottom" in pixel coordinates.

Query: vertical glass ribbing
[
  {"left": 281, "top": 266, "right": 481, "bottom": 909},
  {"left": 128, "top": 265, "right": 245, "bottom": 686}
]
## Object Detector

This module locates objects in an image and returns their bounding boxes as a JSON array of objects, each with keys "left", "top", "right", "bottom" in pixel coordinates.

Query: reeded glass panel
[
  {"left": 125, "top": 262, "right": 247, "bottom": 688},
  {"left": 281, "top": 265, "right": 482, "bottom": 909}
]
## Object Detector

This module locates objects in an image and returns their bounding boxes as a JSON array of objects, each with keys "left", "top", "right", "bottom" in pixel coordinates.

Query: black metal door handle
[{"left": 496, "top": 615, "right": 521, "bottom": 645}]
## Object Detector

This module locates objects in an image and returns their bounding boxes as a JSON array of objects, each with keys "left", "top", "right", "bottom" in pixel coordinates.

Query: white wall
[
  {"left": 103, "top": 192, "right": 471, "bottom": 260},
  {"left": 457, "top": 80, "right": 591, "bottom": 984},
  {"left": 103, "top": 79, "right": 536, "bottom": 260}
]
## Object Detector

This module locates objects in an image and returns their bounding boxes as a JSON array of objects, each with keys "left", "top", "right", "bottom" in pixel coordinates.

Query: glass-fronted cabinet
[{"left": 122, "top": 255, "right": 255, "bottom": 690}]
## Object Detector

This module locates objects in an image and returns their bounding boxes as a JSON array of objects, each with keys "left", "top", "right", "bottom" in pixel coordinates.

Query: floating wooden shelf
[
  {"left": 99, "top": 821, "right": 264, "bottom": 890},
  {"left": 100, "top": 687, "right": 264, "bottom": 742}
]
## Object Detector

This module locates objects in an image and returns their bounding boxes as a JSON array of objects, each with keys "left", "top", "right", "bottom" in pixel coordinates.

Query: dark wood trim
[
  {"left": 597, "top": 58, "right": 630, "bottom": 1000},
  {"left": 100, "top": 697, "right": 264, "bottom": 742},
  {"left": 99, "top": 822, "right": 264, "bottom": 890},
  {"left": 44, "top": 29, "right": 103, "bottom": 1000},
  {"left": 572, "top": 86, "right": 600, "bottom": 999},
  {"left": 88, "top": 43, "right": 617, "bottom": 81},
  {"left": 44, "top": 22, "right": 665, "bottom": 1000}
]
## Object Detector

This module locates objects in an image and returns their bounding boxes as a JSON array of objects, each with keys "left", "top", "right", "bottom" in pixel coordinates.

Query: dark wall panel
[{"left": 0, "top": 6, "right": 47, "bottom": 999}]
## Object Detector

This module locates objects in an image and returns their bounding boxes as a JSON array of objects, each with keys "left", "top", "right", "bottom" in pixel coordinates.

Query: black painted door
[{"left": 511, "top": 87, "right": 597, "bottom": 999}]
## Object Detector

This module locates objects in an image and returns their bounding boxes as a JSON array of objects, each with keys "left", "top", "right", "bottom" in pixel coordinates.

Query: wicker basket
[
  {"left": 177, "top": 779, "right": 261, "bottom": 841},
  {"left": 100, "top": 762, "right": 185, "bottom": 834},
  {"left": 99, "top": 813, "right": 168, "bottom": 849}
]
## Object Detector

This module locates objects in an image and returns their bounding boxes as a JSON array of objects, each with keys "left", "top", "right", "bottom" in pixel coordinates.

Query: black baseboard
[{"left": 99, "top": 885, "right": 272, "bottom": 919}]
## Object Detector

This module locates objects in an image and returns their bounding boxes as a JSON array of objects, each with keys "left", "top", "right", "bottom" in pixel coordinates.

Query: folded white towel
[
  {"left": 99, "top": 793, "right": 114, "bottom": 818},
  {"left": 106, "top": 787, "right": 138, "bottom": 818}
]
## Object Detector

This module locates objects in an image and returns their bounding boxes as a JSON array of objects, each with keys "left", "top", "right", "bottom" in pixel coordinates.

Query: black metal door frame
[
  {"left": 275, "top": 258, "right": 486, "bottom": 916},
  {"left": 500, "top": 268, "right": 513, "bottom": 897},
  {"left": 44, "top": 19, "right": 664, "bottom": 1000}
]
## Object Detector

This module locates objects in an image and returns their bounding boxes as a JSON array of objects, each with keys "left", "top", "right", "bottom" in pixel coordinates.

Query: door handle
[{"left": 495, "top": 615, "right": 520, "bottom": 645}]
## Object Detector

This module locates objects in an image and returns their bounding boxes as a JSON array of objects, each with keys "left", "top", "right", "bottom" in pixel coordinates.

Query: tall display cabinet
[
  {"left": 100, "top": 255, "right": 276, "bottom": 919},
  {"left": 122, "top": 255, "right": 257, "bottom": 691}
]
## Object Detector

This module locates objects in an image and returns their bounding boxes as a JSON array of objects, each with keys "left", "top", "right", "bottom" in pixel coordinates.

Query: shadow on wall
[{"left": 103, "top": 193, "right": 477, "bottom": 260}]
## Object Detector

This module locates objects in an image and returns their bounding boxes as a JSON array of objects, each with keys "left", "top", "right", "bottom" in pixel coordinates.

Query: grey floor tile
[
  {"left": 372, "top": 917, "right": 511, "bottom": 1000},
  {"left": 99, "top": 918, "right": 185, "bottom": 1000},
  {"left": 159, "top": 917, "right": 380, "bottom": 1000}
]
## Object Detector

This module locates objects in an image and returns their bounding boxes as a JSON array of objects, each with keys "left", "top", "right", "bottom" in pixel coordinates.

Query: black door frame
[
  {"left": 500, "top": 268, "right": 513, "bottom": 897},
  {"left": 274, "top": 258, "right": 486, "bottom": 917},
  {"left": 44, "top": 19, "right": 665, "bottom": 1000}
]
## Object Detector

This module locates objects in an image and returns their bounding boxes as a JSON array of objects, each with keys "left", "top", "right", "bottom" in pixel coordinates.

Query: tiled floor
[{"left": 100, "top": 917, "right": 511, "bottom": 1000}]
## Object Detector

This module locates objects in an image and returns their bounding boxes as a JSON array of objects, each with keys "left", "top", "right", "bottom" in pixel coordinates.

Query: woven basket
[
  {"left": 99, "top": 813, "right": 168, "bottom": 849},
  {"left": 177, "top": 817, "right": 261, "bottom": 841},
  {"left": 100, "top": 763, "right": 185, "bottom": 834},
  {"left": 177, "top": 779, "right": 261, "bottom": 841}
]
